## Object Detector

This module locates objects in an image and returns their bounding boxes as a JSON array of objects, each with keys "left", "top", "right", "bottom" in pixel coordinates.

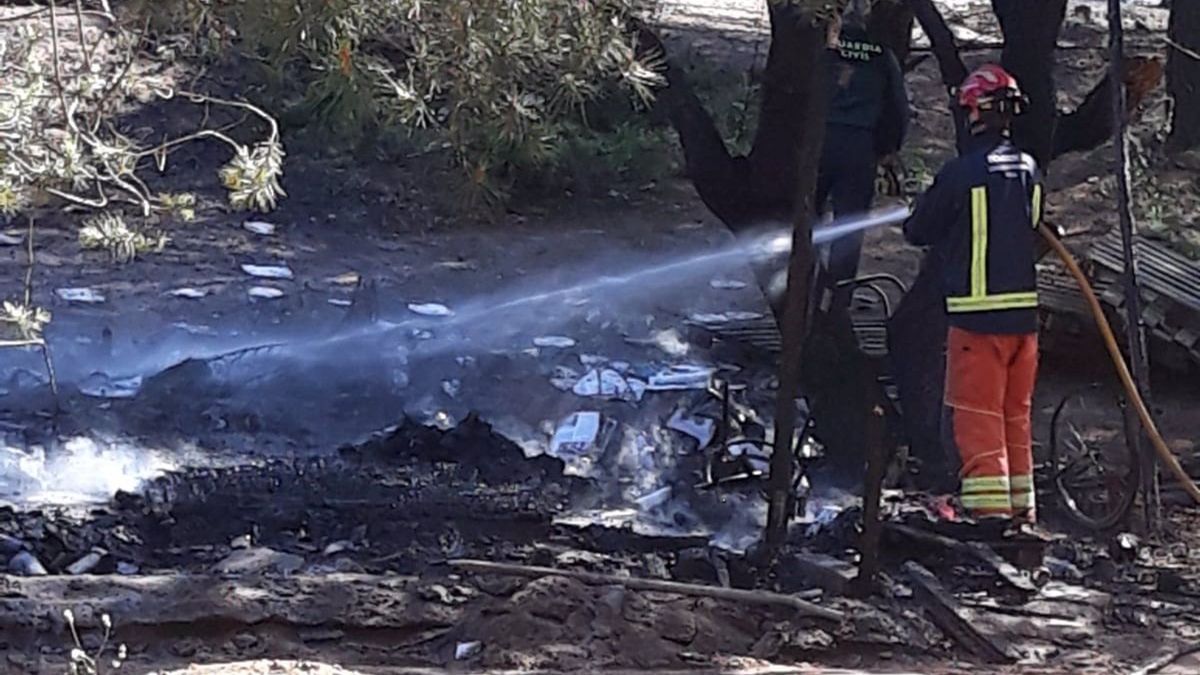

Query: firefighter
[
  {"left": 902, "top": 64, "right": 1045, "bottom": 525},
  {"left": 817, "top": 0, "right": 910, "bottom": 294}
]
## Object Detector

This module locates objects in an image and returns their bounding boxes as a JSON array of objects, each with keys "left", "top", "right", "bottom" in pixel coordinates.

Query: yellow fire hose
[{"left": 1039, "top": 225, "right": 1200, "bottom": 504}]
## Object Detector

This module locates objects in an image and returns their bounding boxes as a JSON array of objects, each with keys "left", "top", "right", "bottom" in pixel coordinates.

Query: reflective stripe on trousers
[{"left": 946, "top": 327, "right": 1039, "bottom": 521}]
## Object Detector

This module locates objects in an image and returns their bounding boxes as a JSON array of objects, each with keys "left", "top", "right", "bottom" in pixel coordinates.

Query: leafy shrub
[
  {"left": 161, "top": 0, "right": 667, "bottom": 205},
  {"left": 0, "top": 9, "right": 284, "bottom": 221}
]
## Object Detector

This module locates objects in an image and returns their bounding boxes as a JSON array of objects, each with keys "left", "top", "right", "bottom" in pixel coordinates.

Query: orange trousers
[{"left": 946, "top": 327, "right": 1038, "bottom": 522}]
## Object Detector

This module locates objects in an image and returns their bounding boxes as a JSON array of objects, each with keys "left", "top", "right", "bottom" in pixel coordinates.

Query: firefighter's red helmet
[{"left": 957, "top": 64, "right": 1027, "bottom": 115}]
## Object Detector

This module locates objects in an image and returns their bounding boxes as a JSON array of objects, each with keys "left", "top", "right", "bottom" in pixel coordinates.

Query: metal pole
[{"left": 1107, "top": 0, "right": 1160, "bottom": 529}]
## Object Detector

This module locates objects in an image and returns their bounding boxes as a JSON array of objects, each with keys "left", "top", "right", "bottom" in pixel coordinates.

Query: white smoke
[{"left": 0, "top": 436, "right": 175, "bottom": 506}]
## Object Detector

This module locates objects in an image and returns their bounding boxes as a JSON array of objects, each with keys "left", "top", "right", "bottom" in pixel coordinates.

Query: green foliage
[
  {"left": 1, "top": 301, "right": 51, "bottom": 343},
  {"left": 1128, "top": 135, "right": 1200, "bottom": 259},
  {"left": 0, "top": 10, "right": 284, "bottom": 220},
  {"left": 171, "top": 0, "right": 667, "bottom": 206},
  {"left": 682, "top": 61, "right": 762, "bottom": 156},
  {"left": 535, "top": 120, "right": 676, "bottom": 194},
  {"left": 79, "top": 213, "right": 169, "bottom": 263}
]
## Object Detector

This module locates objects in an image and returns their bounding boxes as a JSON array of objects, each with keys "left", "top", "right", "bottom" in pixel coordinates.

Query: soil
[{"left": 2, "top": 1, "right": 1200, "bottom": 674}]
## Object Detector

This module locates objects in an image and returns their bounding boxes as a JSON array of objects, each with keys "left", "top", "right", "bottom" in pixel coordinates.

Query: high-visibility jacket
[{"left": 903, "top": 133, "right": 1045, "bottom": 334}]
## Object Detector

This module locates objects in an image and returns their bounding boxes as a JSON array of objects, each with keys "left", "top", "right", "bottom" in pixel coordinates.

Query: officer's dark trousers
[{"left": 815, "top": 125, "right": 878, "bottom": 291}]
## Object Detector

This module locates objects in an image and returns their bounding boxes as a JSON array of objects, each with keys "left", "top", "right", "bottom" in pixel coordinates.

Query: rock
[
  {"left": 306, "top": 558, "right": 366, "bottom": 575},
  {"left": 55, "top": 287, "right": 106, "bottom": 304},
  {"left": 323, "top": 540, "right": 353, "bottom": 556},
  {"left": 419, "top": 583, "right": 474, "bottom": 606},
  {"left": 475, "top": 575, "right": 525, "bottom": 598},
  {"left": 1112, "top": 532, "right": 1140, "bottom": 563},
  {"left": 514, "top": 577, "right": 584, "bottom": 623},
  {"left": 408, "top": 303, "right": 454, "bottom": 317},
  {"left": 243, "top": 221, "right": 277, "bottom": 235},
  {"left": 1157, "top": 568, "right": 1187, "bottom": 594},
  {"left": 656, "top": 606, "right": 698, "bottom": 645},
  {"left": 248, "top": 286, "right": 285, "bottom": 299},
  {"left": 211, "top": 547, "right": 304, "bottom": 576},
  {"left": 66, "top": 549, "right": 108, "bottom": 575},
  {"left": 241, "top": 264, "right": 293, "bottom": 279},
  {"left": 0, "top": 534, "right": 27, "bottom": 556},
  {"left": 168, "top": 288, "right": 208, "bottom": 299},
  {"left": 1044, "top": 556, "right": 1084, "bottom": 582},
  {"left": 455, "top": 641, "right": 482, "bottom": 660},
  {"left": 779, "top": 552, "right": 859, "bottom": 596},
  {"left": 231, "top": 632, "right": 261, "bottom": 651},
  {"left": 672, "top": 548, "right": 721, "bottom": 585},
  {"left": 8, "top": 551, "right": 48, "bottom": 576},
  {"left": 298, "top": 627, "right": 345, "bottom": 643}
]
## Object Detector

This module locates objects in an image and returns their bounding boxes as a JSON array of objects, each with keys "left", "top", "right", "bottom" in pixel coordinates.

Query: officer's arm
[
  {"left": 881, "top": 50, "right": 910, "bottom": 153},
  {"left": 904, "top": 168, "right": 957, "bottom": 247}
]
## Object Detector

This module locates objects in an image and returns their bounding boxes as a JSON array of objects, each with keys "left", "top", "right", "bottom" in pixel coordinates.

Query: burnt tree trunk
[
  {"left": 869, "top": 0, "right": 915, "bottom": 65},
  {"left": 767, "top": 18, "right": 831, "bottom": 545},
  {"left": 909, "top": 0, "right": 969, "bottom": 151},
  {"left": 648, "top": 3, "right": 833, "bottom": 231},
  {"left": 885, "top": 0, "right": 964, "bottom": 486},
  {"left": 1168, "top": 0, "right": 1200, "bottom": 150},
  {"left": 993, "top": 0, "right": 1068, "bottom": 165}
]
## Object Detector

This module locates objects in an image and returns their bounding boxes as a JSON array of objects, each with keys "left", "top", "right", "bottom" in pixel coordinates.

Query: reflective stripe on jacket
[{"left": 903, "top": 133, "right": 1044, "bottom": 334}]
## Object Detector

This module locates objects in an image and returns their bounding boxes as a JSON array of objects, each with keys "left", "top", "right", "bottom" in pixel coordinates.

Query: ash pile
[{"left": 2, "top": 416, "right": 1199, "bottom": 672}]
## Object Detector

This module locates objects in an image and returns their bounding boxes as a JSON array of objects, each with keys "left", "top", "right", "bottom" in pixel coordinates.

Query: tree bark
[
  {"left": 639, "top": 25, "right": 751, "bottom": 226},
  {"left": 766, "top": 13, "right": 830, "bottom": 548},
  {"left": 887, "top": 257, "right": 954, "bottom": 491},
  {"left": 908, "top": 0, "right": 969, "bottom": 151},
  {"left": 870, "top": 0, "right": 915, "bottom": 65},
  {"left": 642, "top": 5, "right": 840, "bottom": 231},
  {"left": 1168, "top": 0, "right": 1200, "bottom": 150},
  {"left": 992, "top": 0, "right": 1068, "bottom": 166},
  {"left": 884, "top": 0, "right": 964, "bottom": 484},
  {"left": 745, "top": 4, "right": 830, "bottom": 227}
]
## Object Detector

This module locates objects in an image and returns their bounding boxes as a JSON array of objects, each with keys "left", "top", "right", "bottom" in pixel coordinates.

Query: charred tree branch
[
  {"left": 906, "top": 0, "right": 969, "bottom": 150},
  {"left": 1054, "top": 57, "right": 1164, "bottom": 160}
]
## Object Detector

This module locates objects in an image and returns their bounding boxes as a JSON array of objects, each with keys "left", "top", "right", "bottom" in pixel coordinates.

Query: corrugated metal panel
[
  {"left": 1088, "top": 232, "right": 1200, "bottom": 368},
  {"left": 1091, "top": 232, "right": 1200, "bottom": 313}
]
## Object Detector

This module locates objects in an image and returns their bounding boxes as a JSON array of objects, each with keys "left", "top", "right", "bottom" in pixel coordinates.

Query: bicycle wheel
[{"left": 1048, "top": 386, "right": 1141, "bottom": 530}]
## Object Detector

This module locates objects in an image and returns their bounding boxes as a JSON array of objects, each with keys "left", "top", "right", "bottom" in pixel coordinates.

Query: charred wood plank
[
  {"left": 450, "top": 559, "right": 844, "bottom": 621},
  {"left": 885, "top": 523, "right": 1038, "bottom": 594},
  {"left": 904, "top": 561, "right": 1016, "bottom": 664}
]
